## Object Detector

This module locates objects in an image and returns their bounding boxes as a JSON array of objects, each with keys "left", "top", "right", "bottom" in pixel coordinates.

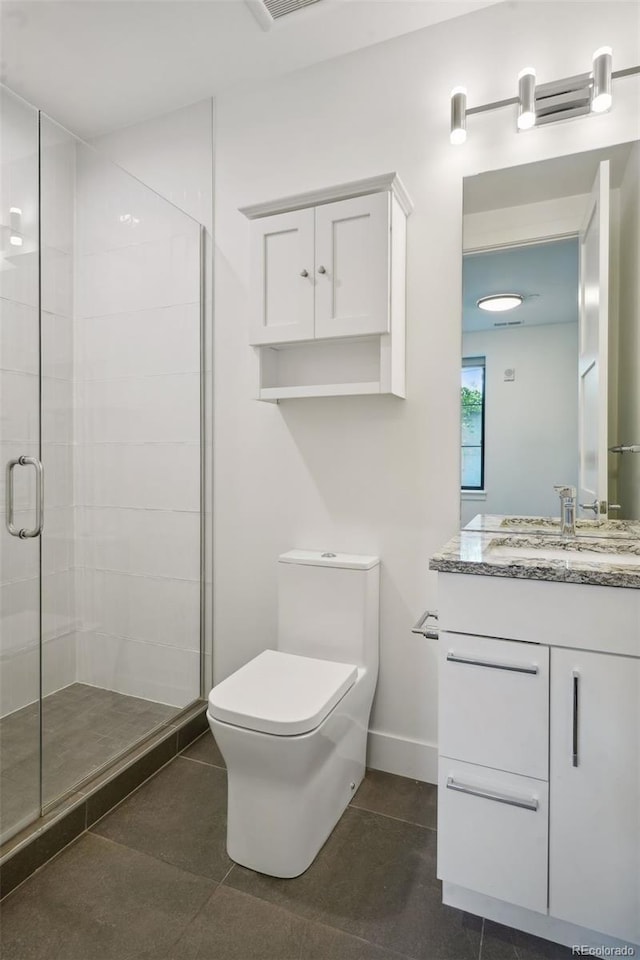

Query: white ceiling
[
  {"left": 463, "top": 238, "right": 579, "bottom": 334},
  {"left": 0, "top": 0, "right": 501, "bottom": 139}
]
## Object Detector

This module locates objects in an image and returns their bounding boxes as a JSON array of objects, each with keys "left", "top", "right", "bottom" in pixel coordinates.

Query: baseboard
[{"left": 367, "top": 729, "right": 438, "bottom": 784}]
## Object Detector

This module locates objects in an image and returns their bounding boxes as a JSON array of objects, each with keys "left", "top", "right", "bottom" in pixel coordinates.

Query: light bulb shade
[
  {"left": 591, "top": 46, "right": 612, "bottom": 113},
  {"left": 450, "top": 87, "right": 467, "bottom": 145},
  {"left": 517, "top": 68, "right": 536, "bottom": 130},
  {"left": 477, "top": 294, "right": 524, "bottom": 313}
]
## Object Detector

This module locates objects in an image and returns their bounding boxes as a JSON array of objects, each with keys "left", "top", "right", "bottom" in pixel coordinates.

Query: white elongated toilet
[{"left": 207, "top": 549, "right": 380, "bottom": 878}]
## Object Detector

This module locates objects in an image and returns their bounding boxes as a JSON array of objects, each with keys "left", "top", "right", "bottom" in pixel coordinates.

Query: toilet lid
[{"left": 207, "top": 649, "right": 358, "bottom": 736}]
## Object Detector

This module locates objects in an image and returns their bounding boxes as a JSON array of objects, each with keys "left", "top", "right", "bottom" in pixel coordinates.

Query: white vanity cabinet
[
  {"left": 436, "top": 572, "right": 640, "bottom": 950},
  {"left": 241, "top": 174, "right": 411, "bottom": 400}
]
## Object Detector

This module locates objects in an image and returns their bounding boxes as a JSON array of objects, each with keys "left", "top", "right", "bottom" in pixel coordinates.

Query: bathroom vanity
[{"left": 430, "top": 519, "right": 640, "bottom": 950}]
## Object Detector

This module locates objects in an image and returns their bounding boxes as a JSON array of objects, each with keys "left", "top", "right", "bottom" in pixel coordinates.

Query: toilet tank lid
[{"left": 279, "top": 550, "right": 380, "bottom": 570}]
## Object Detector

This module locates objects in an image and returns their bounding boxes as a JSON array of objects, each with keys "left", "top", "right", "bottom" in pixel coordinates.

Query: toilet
[{"left": 207, "top": 549, "right": 380, "bottom": 878}]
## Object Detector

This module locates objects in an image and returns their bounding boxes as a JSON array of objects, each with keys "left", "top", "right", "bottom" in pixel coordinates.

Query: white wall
[
  {"left": 617, "top": 143, "right": 640, "bottom": 518},
  {"left": 93, "top": 100, "right": 214, "bottom": 234},
  {"left": 461, "top": 323, "right": 578, "bottom": 526},
  {"left": 213, "top": 1, "right": 640, "bottom": 781}
]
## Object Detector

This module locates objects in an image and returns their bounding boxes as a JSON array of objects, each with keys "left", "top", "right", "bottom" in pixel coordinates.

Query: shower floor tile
[{"left": 0, "top": 683, "right": 176, "bottom": 836}]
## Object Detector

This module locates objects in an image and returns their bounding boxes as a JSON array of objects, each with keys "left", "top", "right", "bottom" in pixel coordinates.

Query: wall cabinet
[
  {"left": 436, "top": 574, "right": 640, "bottom": 949},
  {"left": 241, "top": 174, "right": 412, "bottom": 400}
]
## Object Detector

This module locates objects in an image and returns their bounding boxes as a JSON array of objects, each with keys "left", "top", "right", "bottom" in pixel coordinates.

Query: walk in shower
[{"left": 1, "top": 86, "right": 206, "bottom": 844}]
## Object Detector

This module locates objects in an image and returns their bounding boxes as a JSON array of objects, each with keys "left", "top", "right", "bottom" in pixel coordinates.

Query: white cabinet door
[
  {"left": 314, "top": 193, "right": 390, "bottom": 339},
  {"left": 550, "top": 648, "right": 640, "bottom": 944},
  {"left": 249, "top": 209, "right": 315, "bottom": 345}
]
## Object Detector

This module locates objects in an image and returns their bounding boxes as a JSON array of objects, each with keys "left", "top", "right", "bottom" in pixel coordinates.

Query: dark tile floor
[
  {"left": 0, "top": 683, "right": 176, "bottom": 839},
  {"left": 0, "top": 733, "right": 573, "bottom": 960}
]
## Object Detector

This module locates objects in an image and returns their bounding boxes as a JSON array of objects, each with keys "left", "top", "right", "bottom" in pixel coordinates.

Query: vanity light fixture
[
  {"left": 448, "top": 48, "right": 639, "bottom": 143},
  {"left": 591, "top": 46, "right": 613, "bottom": 113},
  {"left": 517, "top": 68, "right": 536, "bottom": 130},
  {"left": 477, "top": 294, "right": 524, "bottom": 313},
  {"left": 450, "top": 87, "right": 467, "bottom": 145}
]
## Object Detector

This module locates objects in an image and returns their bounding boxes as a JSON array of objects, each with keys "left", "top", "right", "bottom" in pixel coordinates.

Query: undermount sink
[{"left": 487, "top": 536, "right": 640, "bottom": 567}]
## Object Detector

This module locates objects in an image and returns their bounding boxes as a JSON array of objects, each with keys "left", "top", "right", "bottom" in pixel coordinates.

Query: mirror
[{"left": 460, "top": 141, "right": 640, "bottom": 529}]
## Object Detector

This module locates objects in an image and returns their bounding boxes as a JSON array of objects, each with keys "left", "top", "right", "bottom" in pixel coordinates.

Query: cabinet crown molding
[{"left": 239, "top": 172, "right": 414, "bottom": 220}]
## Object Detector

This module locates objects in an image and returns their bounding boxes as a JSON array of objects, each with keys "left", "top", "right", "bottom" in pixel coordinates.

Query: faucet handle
[{"left": 554, "top": 484, "right": 576, "bottom": 498}]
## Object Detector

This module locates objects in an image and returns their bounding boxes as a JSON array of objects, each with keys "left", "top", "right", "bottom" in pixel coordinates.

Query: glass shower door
[{"left": 0, "top": 86, "right": 42, "bottom": 842}]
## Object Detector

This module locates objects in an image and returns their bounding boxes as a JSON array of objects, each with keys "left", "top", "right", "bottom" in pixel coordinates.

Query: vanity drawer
[
  {"left": 437, "top": 757, "right": 548, "bottom": 914},
  {"left": 439, "top": 633, "right": 549, "bottom": 780}
]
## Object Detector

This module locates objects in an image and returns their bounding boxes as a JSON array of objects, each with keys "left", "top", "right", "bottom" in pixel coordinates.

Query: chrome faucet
[{"left": 554, "top": 484, "right": 577, "bottom": 536}]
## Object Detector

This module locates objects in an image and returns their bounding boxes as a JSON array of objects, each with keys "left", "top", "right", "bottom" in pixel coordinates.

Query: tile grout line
[
  {"left": 349, "top": 801, "right": 437, "bottom": 833},
  {"left": 218, "top": 863, "right": 235, "bottom": 886},
  {"left": 479, "top": 917, "right": 485, "bottom": 960},
  {"left": 178, "top": 754, "right": 225, "bottom": 770}
]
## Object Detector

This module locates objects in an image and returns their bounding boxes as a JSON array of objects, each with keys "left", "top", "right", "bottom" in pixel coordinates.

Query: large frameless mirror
[{"left": 460, "top": 141, "right": 640, "bottom": 531}]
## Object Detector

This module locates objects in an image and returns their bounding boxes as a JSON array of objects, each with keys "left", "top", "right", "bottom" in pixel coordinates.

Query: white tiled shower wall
[
  {"left": 73, "top": 147, "right": 201, "bottom": 706},
  {"left": 1, "top": 117, "right": 202, "bottom": 716}
]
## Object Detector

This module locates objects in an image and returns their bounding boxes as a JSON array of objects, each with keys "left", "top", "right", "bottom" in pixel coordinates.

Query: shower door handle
[{"left": 6, "top": 456, "right": 44, "bottom": 538}]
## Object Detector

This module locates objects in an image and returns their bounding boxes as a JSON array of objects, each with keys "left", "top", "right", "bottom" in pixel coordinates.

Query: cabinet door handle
[
  {"left": 299, "top": 269, "right": 309, "bottom": 278},
  {"left": 446, "top": 652, "right": 538, "bottom": 675},
  {"left": 317, "top": 265, "right": 327, "bottom": 274},
  {"left": 446, "top": 776, "right": 538, "bottom": 812},
  {"left": 572, "top": 671, "right": 579, "bottom": 767}
]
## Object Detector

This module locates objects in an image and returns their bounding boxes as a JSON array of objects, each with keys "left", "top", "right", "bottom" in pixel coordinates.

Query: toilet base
[{"left": 207, "top": 676, "right": 372, "bottom": 878}]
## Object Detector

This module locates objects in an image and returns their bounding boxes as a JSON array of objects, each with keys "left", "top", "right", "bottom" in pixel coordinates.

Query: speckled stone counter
[{"left": 430, "top": 528, "right": 640, "bottom": 589}]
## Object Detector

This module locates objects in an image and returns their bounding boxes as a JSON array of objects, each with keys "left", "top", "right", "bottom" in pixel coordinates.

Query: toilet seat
[{"left": 207, "top": 649, "right": 357, "bottom": 737}]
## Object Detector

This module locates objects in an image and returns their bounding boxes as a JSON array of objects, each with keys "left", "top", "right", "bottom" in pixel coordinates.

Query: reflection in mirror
[{"left": 460, "top": 141, "right": 640, "bottom": 528}]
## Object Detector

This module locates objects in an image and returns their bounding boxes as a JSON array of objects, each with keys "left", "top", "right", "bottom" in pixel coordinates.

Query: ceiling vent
[
  {"left": 493, "top": 319, "right": 525, "bottom": 328},
  {"left": 247, "top": 0, "right": 324, "bottom": 30}
]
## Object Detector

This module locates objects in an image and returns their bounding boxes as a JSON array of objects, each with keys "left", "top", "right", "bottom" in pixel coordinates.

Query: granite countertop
[
  {"left": 464, "top": 513, "right": 640, "bottom": 539},
  {"left": 430, "top": 525, "right": 640, "bottom": 589}
]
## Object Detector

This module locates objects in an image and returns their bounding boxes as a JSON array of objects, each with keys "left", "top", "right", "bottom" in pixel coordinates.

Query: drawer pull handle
[
  {"left": 446, "top": 652, "right": 538, "bottom": 675},
  {"left": 446, "top": 776, "right": 538, "bottom": 812}
]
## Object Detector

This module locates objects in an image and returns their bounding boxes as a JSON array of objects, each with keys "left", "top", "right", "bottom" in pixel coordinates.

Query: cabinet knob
[
  {"left": 317, "top": 265, "right": 327, "bottom": 274},
  {"left": 300, "top": 269, "right": 309, "bottom": 278}
]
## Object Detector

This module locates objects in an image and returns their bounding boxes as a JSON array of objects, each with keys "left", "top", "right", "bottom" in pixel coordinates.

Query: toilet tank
[{"left": 277, "top": 551, "right": 380, "bottom": 669}]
